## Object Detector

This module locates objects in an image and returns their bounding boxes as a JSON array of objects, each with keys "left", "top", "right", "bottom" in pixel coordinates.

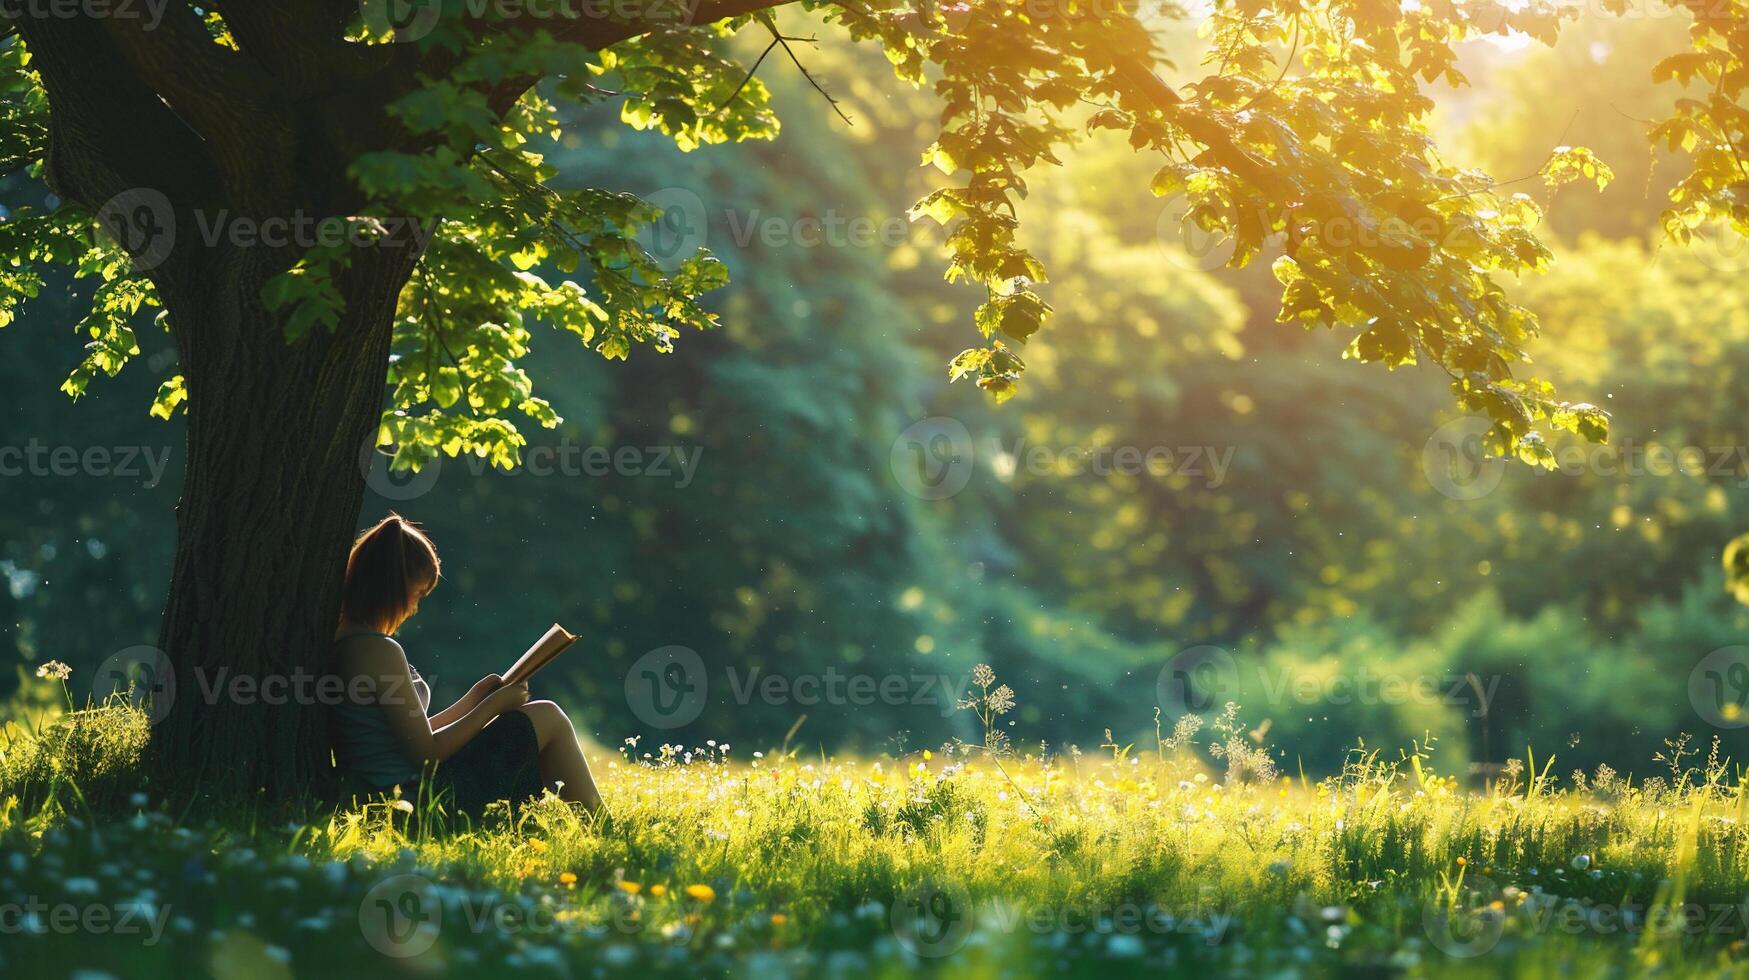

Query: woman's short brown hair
[{"left": 340, "top": 513, "right": 441, "bottom": 635}]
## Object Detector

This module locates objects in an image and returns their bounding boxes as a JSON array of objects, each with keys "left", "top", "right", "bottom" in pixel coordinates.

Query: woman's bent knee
[
  {"left": 523, "top": 699, "right": 567, "bottom": 722},
  {"left": 517, "top": 700, "right": 571, "bottom": 744}
]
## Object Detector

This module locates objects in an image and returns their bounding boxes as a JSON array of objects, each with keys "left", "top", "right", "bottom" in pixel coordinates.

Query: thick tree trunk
[
  {"left": 149, "top": 242, "right": 420, "bottom": 801},
  {"left": 7, "top": 4, "right": 567, "bottom": 803}
]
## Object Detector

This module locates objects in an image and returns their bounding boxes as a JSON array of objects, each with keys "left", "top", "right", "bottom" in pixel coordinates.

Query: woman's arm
[
  {"left": 341, "top": 639, "right": 530, "bottom": 766},
  {"left": 430, "top": 674, "right": 505, "bottom": 728},
  {"left": 425, "top": 684, "right": 529, "bottom": 763}
]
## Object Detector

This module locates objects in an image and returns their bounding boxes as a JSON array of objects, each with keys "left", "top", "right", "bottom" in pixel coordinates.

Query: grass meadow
[{"left": 3, "top": 667, "right": 1748, "bottom": 979}]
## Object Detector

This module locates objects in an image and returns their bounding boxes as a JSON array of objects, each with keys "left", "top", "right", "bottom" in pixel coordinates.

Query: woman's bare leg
[{"left": 516, "top": 700, "right": 602, "bottom": 814}]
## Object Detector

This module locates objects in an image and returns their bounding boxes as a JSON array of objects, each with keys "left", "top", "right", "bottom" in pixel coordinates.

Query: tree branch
[
  {"left": 763, "top": 21, "right": 852, "bottom": 126},
  {"left": 12, "top": 11, "right": 222, "bottom": 215},
  {"left": 214, "top": 0, "right": 395, "bottom": 93},
  {"left": 473, "top": 0, "right": 810, "bottom": 116},
  {"left": 714, "top": 37, "right": 781, "bottom": 115},
  {"left": 569, "top": 0, "right": 808, "bottom": 50},
  {"left": 98, "top": 2, "right": 286, "bottom": 196},
  {"left": 1110, "top": 54, "right": 1292, "bottom": 199}
]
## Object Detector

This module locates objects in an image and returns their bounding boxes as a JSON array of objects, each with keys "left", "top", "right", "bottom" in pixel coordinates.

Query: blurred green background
[{"left": 4, "top": 14, "right": 1748, "bottom": 776}]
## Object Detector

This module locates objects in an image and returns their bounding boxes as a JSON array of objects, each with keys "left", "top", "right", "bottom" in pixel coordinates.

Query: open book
[{"left": 504, "top": 623, "right": 579, "bottom": 685}]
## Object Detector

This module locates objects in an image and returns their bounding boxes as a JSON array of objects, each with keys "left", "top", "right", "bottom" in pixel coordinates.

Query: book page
[{"left": 505, "top": 623, "right": 578, "bottom": 685}]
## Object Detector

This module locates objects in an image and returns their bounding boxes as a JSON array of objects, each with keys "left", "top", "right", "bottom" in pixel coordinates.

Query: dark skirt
[
  {"left": 333, "top": 709, "right": 546, "bottom": 821},
  {"left": 426, "top": 709, "right": 546, "bottom": 818}
]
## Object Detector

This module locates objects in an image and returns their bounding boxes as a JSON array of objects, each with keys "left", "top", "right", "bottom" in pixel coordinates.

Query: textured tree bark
[
  {"left": 13, "top": 7, "right": 428, "bottom": 801},
  {"left": 148, "top": 242, "right": 420, "bottom": 800},
  {"left": 12, "top": 0, "right": 765, "bottom": 803}
]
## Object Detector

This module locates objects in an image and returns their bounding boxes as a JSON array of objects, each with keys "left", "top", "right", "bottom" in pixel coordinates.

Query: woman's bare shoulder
[{"left": 331, "top": 632, "right": 408, "bottom": 672}]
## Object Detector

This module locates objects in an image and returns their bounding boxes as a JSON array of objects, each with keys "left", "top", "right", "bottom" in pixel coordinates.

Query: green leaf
[{"left": 149, "top": 375, "right": 187, "bottom": 420}]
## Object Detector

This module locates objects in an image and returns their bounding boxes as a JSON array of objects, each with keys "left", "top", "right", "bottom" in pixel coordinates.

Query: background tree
[{"left": 7, "top": 0, "right": 1740, "bottom": 797}]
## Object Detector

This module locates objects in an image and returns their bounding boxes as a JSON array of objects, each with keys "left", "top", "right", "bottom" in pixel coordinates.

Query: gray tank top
[{"left": 330, "top": 632, "right": 431, "bottom": 789}]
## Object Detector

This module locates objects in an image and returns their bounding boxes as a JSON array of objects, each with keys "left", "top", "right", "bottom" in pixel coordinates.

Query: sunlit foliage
[{"left": 16, "top": 0, "right": 1741, "bottom": 476}]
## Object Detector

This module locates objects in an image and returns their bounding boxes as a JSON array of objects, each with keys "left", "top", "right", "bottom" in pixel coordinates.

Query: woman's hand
[
  {"left": 466, "top": 673, "right": 506, "bottom": 707},
  {"left": 422, "top": 678, "right": 528, "bottom": 764},
  {"left": 484, "top": 680, "right": 530, "bottom": 717}
]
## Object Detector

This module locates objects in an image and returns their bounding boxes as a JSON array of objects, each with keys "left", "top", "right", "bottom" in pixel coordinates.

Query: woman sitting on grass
[{"left": 329, "top": 513, "right": 601, "bottom": 817}]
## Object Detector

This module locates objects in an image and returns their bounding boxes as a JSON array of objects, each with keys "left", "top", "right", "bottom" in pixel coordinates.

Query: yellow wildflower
[{"left": 685, "top": 884, "right": 716, "bottom": 903}]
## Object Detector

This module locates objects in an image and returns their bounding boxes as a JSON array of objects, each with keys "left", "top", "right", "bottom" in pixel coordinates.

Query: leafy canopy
[{"left": 2, "top": 0, "right": 1744, "bottom": 469}]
